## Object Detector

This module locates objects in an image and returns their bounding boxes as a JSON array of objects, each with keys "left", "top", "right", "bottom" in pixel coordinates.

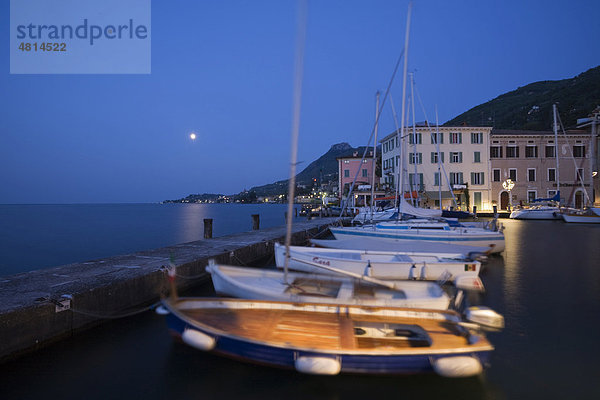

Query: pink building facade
[
  {"left": 338, "top": 151, "right": 376, "bottom": 204},
  {"left": 490, "top": 129, "right": 594, "bottom": 209}
]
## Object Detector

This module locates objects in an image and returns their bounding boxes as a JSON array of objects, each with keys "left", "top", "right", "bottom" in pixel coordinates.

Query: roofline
[{"left": 379, "top": 126, "right": 493, "bottom": 143}]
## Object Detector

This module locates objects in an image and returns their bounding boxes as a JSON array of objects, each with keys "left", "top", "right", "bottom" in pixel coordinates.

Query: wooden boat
[
  {"left": 329, "top": 219, "right": 505, "bottom": 254},
  {"left": 274, "top": 242, "right": 481, "bottom": 281},
  {"left": 206, "top": 263, "right": 452, "bottom": 310},
  {"left": 160, "top": 297, "right": 497, "bottom": 377}
]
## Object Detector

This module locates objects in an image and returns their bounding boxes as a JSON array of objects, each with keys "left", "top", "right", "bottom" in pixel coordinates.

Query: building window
[
  {"left": 383, "top": 142, "right": 388, "bottom": 153},
  {"left": 548, "top": 190, "right": 557, "bottom": 197},
  {"left": 545, "top": 145, "right": 555, "bottom": 158},
  {"left": 528, "top": 191, "right": 537, "bottom": 203},
  {"left": 474, "top": 151, "right": 481, "bottom": 163},
  {"left": 576, "top": 168, "right": 584, "bottom": 181},
  {"left": 509, "top": 168, "right": 517, "bottom": 181},
  {"left": 408, "top": 152, "right": 422, "bottom": 164},
  {"left": 344, "top": 170, "right": 350, "bottom": 178},
  {"left": 434, "top": 172, "right": 440, "bottom": 186},
  {"left": 471, "top": 172, "right": 484, "bottom": 185},
  {"left": 362, "top": 169, "right": 368, "bottom": 178},
  {"left": 431, "top": 132, "right": 443, "bottom": 144},
  {"left": 471, "top": 132, "right": 483, "bottom": 144},
  {"left": 525, "top": 146, "right": 538, "bottom": 158},
  {"left": 409, "top": 173, "right": 424, "bottom": 190},
  {"left": 527, "top": 168, "right": 536, "bottom": 182},
  {"left": 389, "top": 140, "right": 394, "bottom": 151},
  {"left": 450, "top": 152, "right": 463, "bottom": 163},
  {"left": 431, "top": 152, "right": 444, "bottom": 164},
  {"left": 506, "top": 146, "right": 519, "bottom": 158},
  {"left": 449, "top": 132, "right": 462, "bottom": 144},
  {"left": 450, "top": 172, "right": 464, "bottom": 185},
  {"left": 548, "top": 168, "right": 556, "bottom": 182},
  {"left": 490, "top": 146, "right": 502, "bottom": 158},
  {"left": 573, "top": 145, "right": 585, "bottom": 158},
  {"left": 408, "top": 132, "right": 422, "bottom": 145},
  {"left": 396, "top": 156, "right": 399, "bottom": 166},
  {"left": 493, "top": 169, "right": 501, "bottom": 182}
]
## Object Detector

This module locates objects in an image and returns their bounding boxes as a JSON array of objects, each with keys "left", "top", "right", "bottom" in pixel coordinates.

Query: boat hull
[
  {"left": 163, "top": 299, "right": 493, "bottom": 376},
  {"left": 509, "top": 208, "right": 561, "bottom": 220},
  {"left": 561, "top": 213, "right": 600, "bottom": 223},
  {"left": 329, "top": 226, "right": 505, "bottom": 253},
  {"left": 209, "top": 264, "right": 451, "bottom": 309},
  {"left": 274, "top": 243, "right": 480, "bottom": 281}
]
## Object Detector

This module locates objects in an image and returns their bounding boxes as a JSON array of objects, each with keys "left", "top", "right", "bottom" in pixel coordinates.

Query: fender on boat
[
  {"left": 154, "top": 305, "right": 170, "bottom": 315},
  {"left": 295, "top": 356, "right": 341, "bottom": 375},
  {"left": 432, "top": 356, "right": 483, "bottom": 378},
  {"left": 182, "top": 329, "right": 216, "bottom": 351}
]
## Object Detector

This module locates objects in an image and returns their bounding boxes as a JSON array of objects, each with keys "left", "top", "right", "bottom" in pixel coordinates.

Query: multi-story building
[
  {"left": 576, "top": 106, "right": 600, "bottom": 206},
  {"left": 379, "top": 126, "right": 493, "bottom": 211},
  {"left": 490, "top": 129, "right": 594, "bottom": 209},
  {"left": 337, "top": 150, "right": 380, "bottom": 206}
]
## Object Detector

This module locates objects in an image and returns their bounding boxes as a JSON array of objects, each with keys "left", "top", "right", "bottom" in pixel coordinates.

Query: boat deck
[{"left": 177, "top": 303, "right": 492, "bottom": 353}]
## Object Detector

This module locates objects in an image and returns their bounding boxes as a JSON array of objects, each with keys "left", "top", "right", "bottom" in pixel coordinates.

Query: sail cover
[
  {"left": 399, "top": 198, "right": 442, "bottom": 218},
  {"left": 533, "top": 191, "right": 560, "bottom": 203}
]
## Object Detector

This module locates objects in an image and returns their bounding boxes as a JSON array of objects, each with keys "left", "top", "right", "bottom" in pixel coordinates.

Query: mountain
[
  {"left": 248, "top": 143, "right": 376, "bottom": 196},
  {"left": 445, "top": 66, "right": 600, "bottom": 130}
]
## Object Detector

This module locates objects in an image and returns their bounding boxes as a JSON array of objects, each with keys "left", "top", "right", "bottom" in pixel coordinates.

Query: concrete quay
[{"left": 0, "top": 217, "right": 339, "bottom": 362}]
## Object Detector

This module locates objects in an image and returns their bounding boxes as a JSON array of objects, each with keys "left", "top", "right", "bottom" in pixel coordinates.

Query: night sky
[{"left": 1, "top": 0, "right": 598, "bottom": 203}]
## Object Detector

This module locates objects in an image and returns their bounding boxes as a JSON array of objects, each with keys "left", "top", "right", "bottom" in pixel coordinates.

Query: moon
[{"left": 190, "top": 133, "right": 197, "bottom": 140}]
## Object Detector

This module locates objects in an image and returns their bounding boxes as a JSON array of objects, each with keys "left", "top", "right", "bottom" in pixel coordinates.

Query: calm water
[
  {"left": 1, "top": 212, "right": 600, "bottom": 399},
  {"left": 0, "top": 203, "right": 301, "bottom": 276}
]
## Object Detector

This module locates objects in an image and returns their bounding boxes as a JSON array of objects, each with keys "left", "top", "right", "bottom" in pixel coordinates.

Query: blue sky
[{"left": 1, "top": 0, "right": 598, "bottom": 203}]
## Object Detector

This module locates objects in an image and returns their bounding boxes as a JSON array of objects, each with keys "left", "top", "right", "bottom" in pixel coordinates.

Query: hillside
[
  {"left": 445, "top": 66, "right": 600, "bottom": 130},
  {"left": 248, "top": 143, "right": 376, "bottom": 196}
]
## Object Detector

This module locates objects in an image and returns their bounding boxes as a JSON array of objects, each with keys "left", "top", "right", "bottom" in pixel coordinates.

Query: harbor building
[
  {"left": 490, "top": 129, "right": 594, "bottom": 210},
  {"left": 337, "top": 150, "right": 382, "bottom": 206},
  {"left": 379, "top": 126, "right": 493, "bottom": 212},
  {"left": 576, "top": 106, "right": 600, "bottom": 207}
]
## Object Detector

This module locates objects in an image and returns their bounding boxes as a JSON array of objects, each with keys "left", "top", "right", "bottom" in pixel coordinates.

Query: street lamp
[{"left": 502, "top": 179, "right": 515, "bottom": 210}]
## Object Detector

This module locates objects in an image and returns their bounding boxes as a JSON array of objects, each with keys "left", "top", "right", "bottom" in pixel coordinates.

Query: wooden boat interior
[{"left": 172, "top": 299, "right": 493, "bottom": 353}]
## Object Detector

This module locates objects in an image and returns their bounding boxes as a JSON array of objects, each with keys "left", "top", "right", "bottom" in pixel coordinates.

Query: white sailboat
[
  {"left": 206, "top": 262, "right": 452, "bottom": 310},
  {"left": 274, "top": 242, "right": 481, "bottom": 281},
  {"left": 329, "top": 219, "right": 505, "bottom": 253}
]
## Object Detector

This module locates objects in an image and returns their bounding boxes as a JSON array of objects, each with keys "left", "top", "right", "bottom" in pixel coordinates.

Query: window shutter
[
  {"left": 459, "top": 152, "right": 463, "bottom": 163},
  {"left": 471, "top": 172, "right": 475, "bottom": 184}
]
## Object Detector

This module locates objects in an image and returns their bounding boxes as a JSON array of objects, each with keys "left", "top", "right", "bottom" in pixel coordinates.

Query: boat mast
[
  {"left": 370, "top": 91, "right": 380, "bottom": 224},
  {"left": 409, "top": 72, "right": 419, "bottom": 206},
  {"left": 553, "top": 104, "right": 560, "bottom": 203},
  {"left": 283, "top": 0, "right": 307, "bottom": 284},
  {"left": 397, "top": 1, "right": 412, "bottom": 217},
  {"left": 435, "top": 106, "right": 442, "bottom": 209}
]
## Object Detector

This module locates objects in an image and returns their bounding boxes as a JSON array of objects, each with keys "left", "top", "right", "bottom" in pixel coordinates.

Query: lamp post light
[{"left": 502, "top": 179, "right": 515, "bottom": 211}]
